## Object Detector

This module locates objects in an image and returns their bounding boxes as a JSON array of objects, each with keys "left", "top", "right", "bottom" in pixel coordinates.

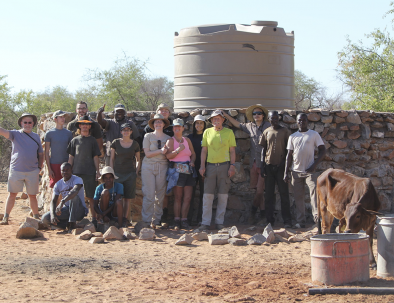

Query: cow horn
[{"left": 366, "top": 210, "right": 384, "bottom": 216}]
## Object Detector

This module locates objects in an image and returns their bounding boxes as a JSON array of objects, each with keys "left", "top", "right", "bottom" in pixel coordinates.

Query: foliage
[
  {"left": 138, "top": 76, "right": 174, "bottom": 111},
  {"left": 337, "top": 3, "right": 394, "bottom": 111}
]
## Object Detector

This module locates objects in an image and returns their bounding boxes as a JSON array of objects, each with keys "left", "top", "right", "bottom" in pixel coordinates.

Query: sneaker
[
  {"left": 216, "top": 224, "right": 225, "bottom": 230},
  {"left": 0, "top": 217, "right": 9, "bottom": 225},
  {"left": 181, "top": 220, "right": 191, "bottom": 230},
  {"left": 170, "top": 219, "right": 181, "bottom": 230},
  {"left": 197, "top": 224, "right": 210, "bottom": 232}
]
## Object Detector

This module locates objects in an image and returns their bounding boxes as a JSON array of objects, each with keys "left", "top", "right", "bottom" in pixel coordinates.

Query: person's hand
[
  {"left": 161, "top": 146, "right": 168, "bottom": 154},
  {"left": 136, "top": 169, "right": 140, "bottom": 176},
  {"left": 97, "top": 103, "right": 106, "bottom": 114},
  {"left": 178, "top": 144, "right": 185, "bottom": 152},
  {"left": 55, "top": 202, "right": 64, "bottom": 215},
  {"left": 199, "top": 166, "right": 205, "bottom": 177},
  {"left": 189, "top": 162, "right": 195, "bottom": 167},
  {"left": 48, "top": 168, "right": 55, "bottom": 179},
  {"left": 228, "top": 165, "right": 236, "bottom": 178},
  {"left": 306, "top": 163, "right": 316, "bottom": 174},
  {"left": 283, "top": 173, "right": 290, "bottom": 183},
  {"left": 259, "top": 166, "right": 266, "bottom": 178},
  {"left": 50, "top": 215, "right": 59, "bottom": 225},
  {"left": 96, "top": 171, "right": 101, "bottom": 181}
]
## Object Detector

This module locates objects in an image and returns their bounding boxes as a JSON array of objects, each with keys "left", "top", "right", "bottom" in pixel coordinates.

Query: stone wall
[{"left": 37, "top": 108, "right": 394, "bottom": 224}]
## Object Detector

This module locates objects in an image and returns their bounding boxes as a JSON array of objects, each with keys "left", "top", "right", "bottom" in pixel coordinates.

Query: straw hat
[
  {"left": 148, "top": 114, "right": 170, "bottom": 129},
  {"left": 245, "top": 104, "right": 268, "bottom": 122},
  {"left": 156, "top": 103, "right": 172, "bottom": 114},
  {"left": 75, "top": 115, "right": 94, "bottom": 129},
  {"left": 18, "top": 113, "right": 38, "bottom": 127},
  {"left": 99, "top": 166, "right": 118, "bottom": 181}
]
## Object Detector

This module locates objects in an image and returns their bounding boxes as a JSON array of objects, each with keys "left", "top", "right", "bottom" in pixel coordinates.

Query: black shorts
[{"left": 176, "top": 173, "right": 196, "bottom": 187}]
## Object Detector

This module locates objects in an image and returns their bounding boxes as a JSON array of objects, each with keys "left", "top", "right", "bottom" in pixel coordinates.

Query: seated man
[
  {"left": 41, "top": 162, "right": 88, "bottom": 230},
  {"left": 93, "top": 166, "right": 125, "bottom": 227}
]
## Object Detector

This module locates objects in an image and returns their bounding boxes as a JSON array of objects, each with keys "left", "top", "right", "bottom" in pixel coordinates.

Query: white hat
[
  {"left": 99, "top": 166, "right": 118, "bottom": 181},
  {"left": 193, "top": 115, "right": 206, "bottom": 122}
]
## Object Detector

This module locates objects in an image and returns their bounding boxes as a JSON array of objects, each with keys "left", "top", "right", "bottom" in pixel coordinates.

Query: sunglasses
[
  {"left": 157, "top": 140, "right": 161, "bottom": 149},
  {"left": 252, "top": 112, "right": 263, "bottom": 116},
  {"left": 23, "top": 121, "right": 33, "bottom": 124}
]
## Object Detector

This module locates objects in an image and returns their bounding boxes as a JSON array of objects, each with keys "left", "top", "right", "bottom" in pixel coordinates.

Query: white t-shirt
[
  {"left": 287, "top": 129, "right": 324, "bottom": 173},
  {"left": 53, "top": 175, "right": 88, "bottom": 214}
]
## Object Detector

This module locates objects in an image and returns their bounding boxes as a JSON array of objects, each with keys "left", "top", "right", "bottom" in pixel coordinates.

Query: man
[
  {"left": 198, "top": 110, "right": 236, "bottom": 231},
  {"left": 97, "top": 103, "right": 140, "bottom": 165},
  {"left": 284, "top": 113, "right": 326, "bottom": 228},
  {"left": 67, "top": 101, "right": 103, "bottom": 156},
  {"left": 44, "top": 110, "right": 73, "bottom": 188},
  {"left": 259, "top": 111, "right": 292, "bottom": 228},
  {"left": 0, "top": 113, "right": 43, "bottom": 225},
  {"left": 41, "top": 162, "right": 88, "bottom": 230},
  {"left": 223, "top": 104, "right": 270, "bottom": 224},
  {"left": 144, "top": 102, "right": 174, "bottom": 223},
  {"left": 67, "top": 116, "right": 101, "bottom": 227},
  {"left": 93, "top": 166, "right": 124, "bottom": 227}
]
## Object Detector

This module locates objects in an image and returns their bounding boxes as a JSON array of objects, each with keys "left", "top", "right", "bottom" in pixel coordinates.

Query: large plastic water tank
[{"left": 174, "top": 21, "right": 295, "bottom": 112}]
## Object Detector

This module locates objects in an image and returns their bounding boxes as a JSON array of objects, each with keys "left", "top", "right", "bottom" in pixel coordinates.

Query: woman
[
  {"left": 110, "top": 123, "right": 141, "bottom": 226},
  {"left": 141, "top": 114, "right": 170, "bottom": 228},
  {"left": 165, "top": 118, "right": 196, "bottom": 230},
  {"left": 187, "top": 115, "right": 206, "bottom": 226}
]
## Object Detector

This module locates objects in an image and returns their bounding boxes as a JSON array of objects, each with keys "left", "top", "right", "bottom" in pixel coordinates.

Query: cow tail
[{"left": 317, "top": 187, "right": 322, "bottom": 235}]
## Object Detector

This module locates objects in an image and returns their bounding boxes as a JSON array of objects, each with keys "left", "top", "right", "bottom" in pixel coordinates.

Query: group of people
[{"left": 0, "top": 101, "right": 326, "bottom": 232}]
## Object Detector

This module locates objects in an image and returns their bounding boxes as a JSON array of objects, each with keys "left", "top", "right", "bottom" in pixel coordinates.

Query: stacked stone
[{"left": 35, "top": 108, "right": 394, "bottom": 225}]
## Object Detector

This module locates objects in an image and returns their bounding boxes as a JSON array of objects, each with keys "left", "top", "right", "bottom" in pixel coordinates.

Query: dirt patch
[{"left": 0, "top": 183, "right": 393, "bottom": 302}]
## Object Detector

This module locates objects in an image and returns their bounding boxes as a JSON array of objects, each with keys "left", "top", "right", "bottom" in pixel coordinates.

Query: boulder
[
  {"left": 175, "top": 234, "right": 194, "bottom": 245},
  {"left": 92, "top": 232, "right": 103, "bottom": 237},
  {"left": 332, "top": 140, "right": 347, "bottom": 149},
  {"left": 307, "top": 113, "right": 321, "bottom": 122},
  {"left": 103, "top": 226, "right": 123, "bottom": 240},
  {"left": 192, "top": 232, "right": 208, "bottom": 241},
  {"left": 120, "top": 228, "right": 136, "bottom": 239},
  {"left": 77, "top": 230, "right": 92, "bottom": 240},
  {"left": 247, "top": 233, "right": 266, "bottom": 245},
  {"left": 283, "top": 115, "right": 295, "bottom": 123},
  {"left": 84, "top": 223, "right": 96, "bottom": 233},
  {"left": 229, "top": 226, "right": 241, "bottom": 238},
  {"left": 264, "top": 223, "right": 274, "bottom": 234},
  {"left": 288, "top": 234, "right": 306, "bottom": 242},
  {"left": 263, "top": 224, "right": 275, "bottom": 243},
  {"left": 25, "top": 217, "right": 40, "bottom": 230},
  {"left": 139, "top": 228, "right": 155, "bottom": 240},
  {"left": 71, "top": 228, "right": 84, "bottom": 235},
  {"left": 274, "top": 228, "right": 289, "bottom": 238},
  {"left": 16, "top": 222, "right": 44, "bottom": 239},
  {"left": 208, "top": 234, "right": 229, "bottom": 245},
  {"left": 20, "top": 192, "right": 28, "bottom": 200},
  {"left": 372, "top": 131, "right": 384, "bottom": 138},
  {"left": 228, "top": 238, "right": 247, "bottom": 246},
  {"left": 89, "top": 237, "right": 105, "bottom": 244},
  {"left": 321, "top": 116, "right": 333, "bottom": 123},
  {"left": 346, "top": 112, "right": 362, "bottom": 124},
  {"left": 190, "top": 109, "right": 202, "bottom": 117}
]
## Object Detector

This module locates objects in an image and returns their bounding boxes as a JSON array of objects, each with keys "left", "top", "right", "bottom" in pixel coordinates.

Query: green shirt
[{"left": 202, "top": 127, "right": 236, "bottom": 163}]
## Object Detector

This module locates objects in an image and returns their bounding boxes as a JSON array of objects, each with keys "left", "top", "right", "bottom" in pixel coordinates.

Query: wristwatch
[{"left": 230, "top": 163, "right": 235, "bottom": 166}]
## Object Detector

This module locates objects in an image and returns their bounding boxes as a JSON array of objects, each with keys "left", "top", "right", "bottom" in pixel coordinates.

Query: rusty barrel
[
  {"left": 377, "top": 215, "right": 394, "bottom": 278},
  {"left": 310, "top": 234, "right": 370, "bottom": 285}
]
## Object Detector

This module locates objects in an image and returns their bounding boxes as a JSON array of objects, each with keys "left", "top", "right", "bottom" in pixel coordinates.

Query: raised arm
[
  {"left": 0, "top": 127, "right": 10, "bottom": 139},
  {"left": 96, "top": 104, "right": 107, "bottom": 129},
  {"left": 222, "top": 112, "right": 241, "bottom": 128}
]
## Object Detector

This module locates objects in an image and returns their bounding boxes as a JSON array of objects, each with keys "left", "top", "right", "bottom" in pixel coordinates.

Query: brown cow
[{"left": 316, "top": 168, "right": 381, "bottom": 267}]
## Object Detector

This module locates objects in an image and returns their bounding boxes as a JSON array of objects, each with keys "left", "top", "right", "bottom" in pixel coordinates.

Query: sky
[{"left": 0, "top": 0, "right": 392, "bottom": 97}]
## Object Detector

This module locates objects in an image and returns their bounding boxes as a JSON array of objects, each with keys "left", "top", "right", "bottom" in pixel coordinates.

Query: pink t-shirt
[{"left": 170, "top": 137, "right": 192, "bottom": 162}]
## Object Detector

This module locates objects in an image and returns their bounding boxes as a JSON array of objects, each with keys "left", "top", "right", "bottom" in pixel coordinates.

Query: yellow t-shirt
[{"left": 202, "top": 127, "right": 236, "bottom": 163}]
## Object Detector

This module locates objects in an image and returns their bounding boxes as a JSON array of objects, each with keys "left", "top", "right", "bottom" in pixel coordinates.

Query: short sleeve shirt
[
  {"left": 67, "top": 135, "right": 101, "bottom": 175},
  {"left": 93, "top": 182, "right": 124, "bottom": 201},
  {"left": 287, "top": 129, "right": 324, "bottom": 173},
  {"left": 53, "top": 175, "right": 88, "bottom": 214},
  {"left": 44, "top": 128, "right": 73, "bottom": 164},
  {"left": 259, "top": 126, "right": 290, "bottom": 165},
  {"left": 142, "top": 132, "right": 171, "bottom": 164},
  {"left": 8, "top": 130, "right": 43, "bottom": 172},
  {"left": 110, "top": 139, "right": 140, "bottom": 173},
  {"left": 67, "top": 116, "right": 103, "bottom": 139},
  {"left": 144, "top": 118, "right": 174, "bottom": 137},
  {"left": 202, "top": 127, "right": 236, "bottom": 163}
]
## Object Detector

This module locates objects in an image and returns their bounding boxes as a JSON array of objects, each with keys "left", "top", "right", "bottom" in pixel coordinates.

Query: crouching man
[
  {"left": 41, "top": 162, "right": 89, "bottom": 230},
  {"left": 93, "top": 166, "right": 125, "bottom": 227}
]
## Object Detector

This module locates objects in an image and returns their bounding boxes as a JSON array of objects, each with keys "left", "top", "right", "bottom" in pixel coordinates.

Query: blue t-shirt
[
  {"left": 44, "top": 128, "right": 73, "bottom": 164},
  {"left": 8, "top": 130, "right": 44, "bottom": 172},
  {"left": 93, "top": 182, "right": 124, "bottom": 201},
  {"left": 53, "top": 175, "right": 88, "bottom": 214}
]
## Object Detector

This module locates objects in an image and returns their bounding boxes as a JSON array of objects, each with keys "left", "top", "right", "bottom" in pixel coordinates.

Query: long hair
[
  {"left": 76, "top": 127, "right": 93, "bottom": 136},
  {"left": 192, "top": 121, "right": 206, "bottom": 137}
]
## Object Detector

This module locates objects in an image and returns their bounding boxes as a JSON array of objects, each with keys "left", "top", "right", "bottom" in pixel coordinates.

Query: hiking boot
[
  {"left": 161, "top": 208, "right": 169, "bottom": 224},
  {"left": 170, "top": 219, "right": 181, "bottom": 230},
  {"left": 216, "top": 224, "right": 225, "bottom": 230},
  {"left": 0, "top": 217, "right": 9, "bottom": 225},
  {"left": 197, "top": 224, "right": 210, "bottom": 232},
  {"left": 181, "top": 220, "right": 191, "bottom": 230}
]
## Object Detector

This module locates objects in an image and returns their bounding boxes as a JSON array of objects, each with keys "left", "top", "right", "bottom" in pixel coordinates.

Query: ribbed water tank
[{"left": 174, "top": 21, "right": 295, "bottom": 112}]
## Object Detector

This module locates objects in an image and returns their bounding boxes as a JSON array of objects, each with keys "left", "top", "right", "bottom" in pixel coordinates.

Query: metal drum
[
  {"left": 174, "top": 21, "right": 295, "bottom": 112},
  {"left": 310, "top": 234, "right": 370, "bottom": 285},
  {"left": 377, "top": 214, "right": 394, "bottom": 278}
]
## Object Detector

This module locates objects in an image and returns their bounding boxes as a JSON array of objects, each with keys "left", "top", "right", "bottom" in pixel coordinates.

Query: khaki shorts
[{"left": 8, "top": 168, "right": 40, "bottom": 195}]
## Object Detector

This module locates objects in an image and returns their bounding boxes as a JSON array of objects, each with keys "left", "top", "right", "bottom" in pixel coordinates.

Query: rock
[
  {"left": 288, "top": 234, "right": 305, "bottom": 242},
  {"left": 175, "top": 234, "right": 194, "bottom": 245},
  {"left": 229, "top": 226, "right": 241, "bottom": 238},
  {"left": 16, "top": 222, "right": 44, "bottom": 239},
  {"left": 77, "top": 230, "right": 92, "bottom": 240},
  {"left": 190, "top": 109, "right": 201, "bottom": 117},
  {"left": 325, "top": 133, "right": 336, "bottom": 141},
  {"left": 283, "top": 115, "right": 295, "bottom": 123},
  {"left": 347, "top": 130, "right": 361, "bottom": 140},
  {"left": 230, "top": 162, "right": 246, "bottom": 183},
  {"left": 263, "top": 230, "right": 276, "bottom": 243},
  {"left": 228, "top": 238, "right": 247, "bottom": 246},
  {"left": 307, "top": 113, "right": 321, "bottom": 122},
  {"left": 321, "top": 116, "right": 333, "bottom": 123},
  {"left": 387, "top": 123, "right": 394, "bottom": 131},
  {"left": 372, "top": 131, "right": 384, "bottom": 138},
  {"left": 247, "top": 233, "right": 266, "bottom": 245},
  {"left": 308, "top": 122, "right": 315, "bottom": 130},
  {"left": 371, "top": 122, "right": 384, "bottom": 128},
  {"left": 25, "top": 217, "right": 40, "bottom": 230},
  {"left": 71, "top": 228, "right": 84, "bottom": 235},
  {"left": 346, "top": 112, "right": 362, "bottom": 124},
  {"left": 218, "top": 227, "right": 230, "bottom": 234},
  {"left": 321, "top": 110, "right": 330, "bottom": 116},
  {"left": 229, "top": 109, "right": 238, "bottom": 117},
  {"left": 92, "top": 232, "right": 103, "bottom": 237},
  {"left": 340, "top": 125, "right": 349, "bottom": 131},
  {"left": 89, "top": 237, "right": 105, "bottom": 244},
  {"left": 332, "top": 154, "right": 346, "bottom": 164},
  {"left": 84, "top": 223, "right": 96, "bottom": 233},
  {"left": 274, "top": 228, "right": 289, "bottom": 238},
  {"left": 192, "top": 232, "right": 208, "bottom": 241},
  {"left": 96, "top": 222, "right": 110, "bottom": 234},
  {"left": 332, "top": 140, "right": 347, "bottom": 149},
  {"left": 20, "top": 193, "right": 28, "bottom": 200},
  {"left": 285, "top": 109, "right": 296, "bottom": 116},
  {"left": 177, "top": 111, "right": 189, "bottom": 118},
  {"left": 334, "top": 116, "right": 346, "bottom": 123},
  {"left": 350, "top": 125, "right": 360, "bottom": 130},
  {"left": 120, "top": 228, "right": 136, "bottom": 239},
  {"left": 139, "top": 228, "right": 155, "bottom": 240},
  {"left": 103, "top": 226, "right": 124, "bottom": 240},
  {"left": 314, "top": 124, "right": 324, "bottom": 133},
  {"left": 208, "top": 234, "right": 229, "bottom": 245},
  {"left": 361, "top": 124, "right": 371, "bottom": 139},
  {"left": 335, "top": 111, "right": 349, "bottom": 118},
  {"left": 275, "top": 234, "right": 289, "bottom": 243}
]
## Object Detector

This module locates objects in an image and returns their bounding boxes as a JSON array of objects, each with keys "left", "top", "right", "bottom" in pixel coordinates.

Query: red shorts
[{"left": 49, "top": 163, "right": 62, "bottom": 188}]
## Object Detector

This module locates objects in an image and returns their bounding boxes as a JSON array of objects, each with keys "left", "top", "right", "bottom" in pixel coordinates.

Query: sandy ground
[{"left": 0, "top": 183, "right": 393, "bottom": 303}]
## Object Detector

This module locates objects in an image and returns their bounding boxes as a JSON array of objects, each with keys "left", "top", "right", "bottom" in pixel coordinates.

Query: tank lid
[{"left": 251, "top": 21, "right": 278, "bottom": 27}]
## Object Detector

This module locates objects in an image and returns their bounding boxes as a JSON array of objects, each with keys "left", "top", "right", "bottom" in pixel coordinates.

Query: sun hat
[
  {"left": 18, "top": 113, "right": 38, "bottom": 127},
  {"left": 120, "top": 123, "right": 132, "bottom": 131},
  {"left": 75, "top": 115, "right": 94, "bottom": 129},
  {"left": 114, "top": 104, "right": 126, "bottom": 112},
  {"left": 193, "top": 115, "right": 206, "bottom": 123},
  {"left": 208, "top": 109, "right": 227, "bottom": 124},
  {"left": 99, "top": 166, "right": 118, "bottom": 181},
  {"left": 52, "top": 110, "right": 66, "bottom": 119},
  {"left": 148, "top": 114, "right": 170, "bottom": 129},
  {"left": 156, "top": 102, "right": 172, "bottom": 114},
  {"left": 245, "top": 104, "right": 268, "bottom": 122},
  {"left": 172, "top": 118, "right": 184, "bottom": 126}
]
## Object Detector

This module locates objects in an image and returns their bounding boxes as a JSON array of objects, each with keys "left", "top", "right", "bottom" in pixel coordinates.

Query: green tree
[
  {"left": 338, "top": 3, "right": 394, "bottom": 111},
  {"left": 139, "top": 77, "right": 174, "bottom": 111}
]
